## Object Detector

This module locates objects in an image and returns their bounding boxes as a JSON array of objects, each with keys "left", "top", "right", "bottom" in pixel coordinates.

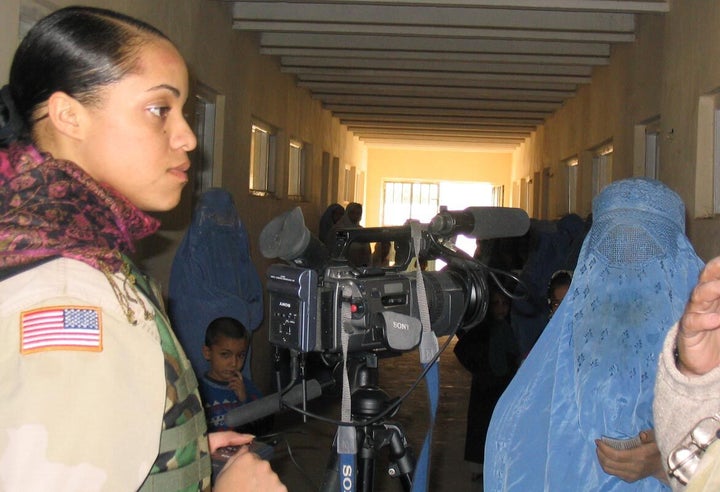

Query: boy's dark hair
[
  {"left": 547, "top": 269, "right": 573, "bottom": 300},
  {"left": 204, "top": 317, "right": 249, "bottom": 347}
]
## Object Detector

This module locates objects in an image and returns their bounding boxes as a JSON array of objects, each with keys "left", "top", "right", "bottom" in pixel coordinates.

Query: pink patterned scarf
[{"left": 0, "top": 143, "right": 160, "bottom": 272}]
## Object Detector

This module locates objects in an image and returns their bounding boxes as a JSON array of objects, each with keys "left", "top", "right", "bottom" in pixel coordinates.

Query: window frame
[
  {"left": 249, "top": 121, "right": 277, "bottom": 197},
  {"left": 381, "top": 180, "right": 440, "bottom": 226},
  {"left": 591, "top": 142, "right": 613, "bottom": 198},
  {"left": 566, "top": 157, "right": 579, "bottom": 214},
  {"left": 287, "top": 138, "right": 308, "bottom": 201}
]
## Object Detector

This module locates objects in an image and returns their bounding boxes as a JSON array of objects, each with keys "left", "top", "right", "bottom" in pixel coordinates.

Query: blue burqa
[
  {"left": 168, "top": 188, "right": 264, "bottom": 379},
  {"left": 485, "top": 178, "right": 704, "bottom": 491}
]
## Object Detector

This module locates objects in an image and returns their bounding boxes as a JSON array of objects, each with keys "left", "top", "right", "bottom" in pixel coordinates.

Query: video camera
[{"left": 259, "top": 206, "right": 529, "bottom": 355}]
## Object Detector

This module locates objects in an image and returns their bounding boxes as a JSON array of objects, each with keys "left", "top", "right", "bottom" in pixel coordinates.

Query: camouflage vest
[{"left": 127, "top": 259, "right": 212, "bottom": 492}]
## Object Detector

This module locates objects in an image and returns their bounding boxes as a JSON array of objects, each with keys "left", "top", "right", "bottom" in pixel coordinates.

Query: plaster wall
[
  {"left": 512, "top": 4, "right": 720, "bottom": 261},
  {"left": 660, "top": 1, "right": 720, "bottom": 260},
  {"left": 512, "top": 14, "right": 665, "bottom": 221}
]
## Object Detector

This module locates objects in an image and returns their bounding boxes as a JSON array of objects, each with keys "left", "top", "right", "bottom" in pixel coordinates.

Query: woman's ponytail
[{"left": 0, "top": 85, "right": 26, "bottom": 146}]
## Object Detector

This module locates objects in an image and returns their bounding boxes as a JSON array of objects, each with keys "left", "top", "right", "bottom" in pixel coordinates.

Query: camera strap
[
  {"left": 410, "top": 222, "right": 440, "bottom": 492},
  {"left": 336, "top": 283, "right": 357, "bottom": 492}
]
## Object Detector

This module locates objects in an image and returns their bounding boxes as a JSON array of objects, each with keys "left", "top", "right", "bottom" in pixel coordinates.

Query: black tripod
[{"left": 319, "top": 356, "right": 415, "bottom": 492}]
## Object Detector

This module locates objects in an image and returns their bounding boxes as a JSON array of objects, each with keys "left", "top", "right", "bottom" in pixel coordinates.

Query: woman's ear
[{"left": 45, "top": 91, "right": 87, "bottom": 140}]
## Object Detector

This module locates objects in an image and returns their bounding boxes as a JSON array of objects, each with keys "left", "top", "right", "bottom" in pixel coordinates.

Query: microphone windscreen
[{"left": 259, "top": 207, "right": 311, "bottom": 260}]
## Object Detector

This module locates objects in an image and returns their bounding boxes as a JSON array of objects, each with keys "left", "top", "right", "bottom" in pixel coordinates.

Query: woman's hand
[
  {"left": 677, "top": 256, "right": 720, "bottom": 376},
  {"left": 209, "top": 431, "right": 287, "bottom": 491},
  {"left": 595, "top": 429, "right": 667, "bottom": 484},
  {"left": 213, "top": 448, "right": 287, "bottom": 492},
  {"left": 207, "top": 431, "right": 254, "bottom": 453}
]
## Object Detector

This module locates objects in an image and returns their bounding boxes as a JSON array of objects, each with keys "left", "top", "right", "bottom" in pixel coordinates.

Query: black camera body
[
  {"left": 266, "top": 224, "right": 471, "bottom": 354},
  {"left": 260, "top": 206, "right": 529, "bottom": 355}
]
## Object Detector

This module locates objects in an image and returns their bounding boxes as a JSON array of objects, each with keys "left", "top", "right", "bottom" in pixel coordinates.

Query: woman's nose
[{"left": 173, "top": 115, "right": 197, "bottom": 152}]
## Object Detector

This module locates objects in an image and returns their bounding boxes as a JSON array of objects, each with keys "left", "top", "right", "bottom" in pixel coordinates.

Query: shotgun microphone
[{"left": 428, "top": 206, "right": 530, "bottom": 239}]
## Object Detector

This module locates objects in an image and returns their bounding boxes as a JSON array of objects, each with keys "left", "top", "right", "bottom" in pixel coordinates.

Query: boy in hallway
[{"left": 200, "top": 317, "right": 263, "bottom": 432}]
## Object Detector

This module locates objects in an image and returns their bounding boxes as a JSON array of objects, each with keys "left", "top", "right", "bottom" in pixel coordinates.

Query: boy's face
[
  {"left": 202, "top": 335, "right": 248, "bottom": 382},
  {"left": 549, "top": 284, "right": 570, "bottom": 318}
]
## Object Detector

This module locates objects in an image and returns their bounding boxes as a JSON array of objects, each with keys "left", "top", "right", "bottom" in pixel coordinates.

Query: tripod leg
[
  {"left": 385, "top": 423, "right": 415, "bottom": 492},
  {"left": 320, "top": 427, "right": 373, "bottom": 492},
  {"left": 319, "top": 443, "right": 340, "bottom": 492},
  {"left": 358, "top": 427, "right": 376, "bottom": 492}
]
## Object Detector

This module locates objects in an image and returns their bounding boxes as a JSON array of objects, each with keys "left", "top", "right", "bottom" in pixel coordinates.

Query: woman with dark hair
[
  {"left": 319, "top": 202, "right": 344, "bottom": 244},
  {"left": 325, "top": 202, "right": 371, "bottom": 266},
  {"left": 0, "top": 6, "right": 285, "bottom": 491}
]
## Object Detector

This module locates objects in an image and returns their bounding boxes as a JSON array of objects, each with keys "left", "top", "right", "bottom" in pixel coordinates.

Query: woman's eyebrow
[{"left": 147, "top": 84, "right": 180, "bottom": 98}]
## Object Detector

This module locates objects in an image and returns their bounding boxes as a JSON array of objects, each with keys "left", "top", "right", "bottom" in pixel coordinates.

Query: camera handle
[{"left": 319, "top": 365, "right": 415, "bottom": 492}]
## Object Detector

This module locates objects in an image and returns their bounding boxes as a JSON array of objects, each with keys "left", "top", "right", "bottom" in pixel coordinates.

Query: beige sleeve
[
  {"left": 686, "top": 440, "right": 720, "bottom": 492},
  {"left": 654, "top": 322, "right": 720, "bottom": 492},
  {"left": 0, "top": 259, "right": 166, "bottom": 492}
]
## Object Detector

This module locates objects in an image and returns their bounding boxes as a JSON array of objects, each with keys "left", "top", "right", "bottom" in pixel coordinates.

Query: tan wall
[
  {"left": 511, "top": 13, "right": 667, "bottom": 221},
  {"left": 365, "top": 146, "right": 512, "bottom": 226},
  {"left": 511, "top": 4, "right": 720, "bottom": 261},
  {"left": 0, "top": 2, "right": 19, "bottom": 81},
  {"left": 660, "top": 1, "right": 720, "bottom": 260},
  {"left": 0, "top": 0, "right": 367, "bottom": 391}
]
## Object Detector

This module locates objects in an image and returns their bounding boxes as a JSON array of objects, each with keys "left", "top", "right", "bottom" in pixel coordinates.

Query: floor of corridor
[{"left": 267, "top": 337, "right": 483, "bottom": 492}]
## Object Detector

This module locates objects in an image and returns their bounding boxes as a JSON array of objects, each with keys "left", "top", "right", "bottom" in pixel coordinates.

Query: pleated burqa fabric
[{"left": 485, "top": 178, "right": 704, "bottom": 492}]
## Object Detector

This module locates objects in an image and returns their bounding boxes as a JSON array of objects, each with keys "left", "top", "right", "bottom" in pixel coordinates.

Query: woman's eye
[{"left": 148, "top": 106, "right": 171, "bottom": 118}]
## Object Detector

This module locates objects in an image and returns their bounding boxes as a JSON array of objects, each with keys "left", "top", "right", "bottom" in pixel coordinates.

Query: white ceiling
[{"left": 227, "top": 0, "right": 670, "bottom": 149}]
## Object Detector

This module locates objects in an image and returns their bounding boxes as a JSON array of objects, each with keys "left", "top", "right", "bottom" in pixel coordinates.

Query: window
[
  {"left": 592, "top": 142, "right": 613, "bottom": 198},
  {"left": 634, "top": 117, "right": 660, "bottom": 179},
  {"left": 191, "top": 84, "right": 225, "bottom": 204},
  {"left": 694, "top": 91, "right": 720, "bottom": 216},
  {"left": 714, "top": 107, "right": 720, "bottom": 214},
  {"left": 520, "top": 177, "right": 530, "bottom": 212},
  {"left": 249, "top": 121, "right": 276, "bottom": 196},
  {"left": 566, "top": 157, "right": 579, "bottom": 214},
  {"left": 382, "top": 181, "right": 440, "bottom": 225},
  {"left": 344, "top": 166, "right": 356, "bottom": 202},
  {"left": 288, "top": 139, "right": 307, "bottom": 200},
  {"left": 641, "top": 119, "right": 661, "bottom": 179},
  {"left": 192, "top": 95, "right": 215, "bottom": 199},
  {"left": 644, "top": 129, "right": 660, "bottom": 179},
  {"left": 491, "top": 185, "right": 504, "bottom": 206},
  {"left": 381, "top": 181, "right": 492, "bottom": 269}
]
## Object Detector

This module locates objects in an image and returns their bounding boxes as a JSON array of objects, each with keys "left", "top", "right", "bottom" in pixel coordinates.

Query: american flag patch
[{"left": 20, "top": 306, "right": 102, "bottom": 354}]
